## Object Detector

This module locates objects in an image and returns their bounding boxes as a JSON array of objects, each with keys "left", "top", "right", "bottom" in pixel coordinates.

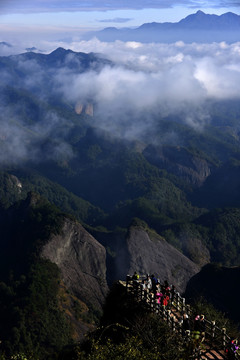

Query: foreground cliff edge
[{"left": 0, "top": 191, "right": 240, "bottom": 359}]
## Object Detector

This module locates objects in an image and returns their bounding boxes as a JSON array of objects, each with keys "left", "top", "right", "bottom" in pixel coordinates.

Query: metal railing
[{"left": 125, "top": 275, "right": 239, "bottom": 360}]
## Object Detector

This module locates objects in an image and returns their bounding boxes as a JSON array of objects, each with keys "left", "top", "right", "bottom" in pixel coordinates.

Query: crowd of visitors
[
  {"left": 132, "top": 272, "right": 175, "bottom": 308},
  {"left": 131, "top": 272, "right": 192, "bottom": 316},
  {"left": 129, "top": 272, "right": 239, "bottom": 358}
]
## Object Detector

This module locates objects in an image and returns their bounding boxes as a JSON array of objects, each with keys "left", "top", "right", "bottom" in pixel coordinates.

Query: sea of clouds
[
  {"left": 53, "top": 38, "right": 240, "bottom": 133},
  {"left": 1, "top": 38, "right": 240, "bottom": 163}
]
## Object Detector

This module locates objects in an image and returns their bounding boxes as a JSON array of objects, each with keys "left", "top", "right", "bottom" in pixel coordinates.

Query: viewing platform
[{"left": 120, "top": 274, "right": 240, "bottom": 360}]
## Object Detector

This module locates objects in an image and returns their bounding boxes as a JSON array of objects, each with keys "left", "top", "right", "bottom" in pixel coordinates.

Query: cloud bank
[
  {"left": 97, "top": 18, "right": 133, "bottom": 23},
  {"left": 1, "top": 38, "right": 240, "bottom": 164},
  {"left": 1, "top": 0, "right": 239, "bottom": 13},
  {"left": 52, "top": 39, "right": 240, "bottom": 136},
  {"left": 0, "top": 103, "right": 74, "bottom": 165}
]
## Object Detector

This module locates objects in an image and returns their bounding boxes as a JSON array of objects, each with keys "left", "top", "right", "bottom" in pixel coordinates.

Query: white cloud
[
  {"left": 97, "top": 17, "right": 133, "bottom": 23},
  {"left": 1, "top": 0, "right": 240, "bottom": 13},
  {"left": 1, "top": 37, "right": 240, "bottom": 162},
  {"left": 43, "top": 38, "right": 240, "bottom": 139},
  {"left": 55, "top": 38, "right": 240, "bottom": 99}
]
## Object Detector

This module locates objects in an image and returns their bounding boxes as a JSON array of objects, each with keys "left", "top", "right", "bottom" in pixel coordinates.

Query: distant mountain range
[
  {"left": 83, "top": 10, "right": 240, "bottom": 43},
  {"left": 0, "top": 41, "right": 12, "bottom": 48}
]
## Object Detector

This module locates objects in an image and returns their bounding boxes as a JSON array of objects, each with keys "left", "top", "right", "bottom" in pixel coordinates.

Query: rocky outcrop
[
  {"left": 143, "top": 145, "right": 212, "bottom": 187},
  {"left": 112, "top": 226, "right": 200, "bottom": 293},
  {"left": 41, "top": 218, "right": 109, "bottom": 310},
  {"left": 75, "top": 102, "right": 93, "bottom": 116}
]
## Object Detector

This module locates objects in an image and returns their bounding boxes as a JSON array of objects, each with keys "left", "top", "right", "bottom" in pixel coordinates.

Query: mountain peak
[
  {"left": 178, "top": 10, "right": 240, "bottom": 30},
  {"left": 84, "top": 10, "right": 240, "bottom": 43},
  {"left": 221, "top": 11, "right": 238, "bottom": 17},
  {"left": 50, "top": 47, "right": 72, "bottom": 56},
  {"left": 195, "top": 10, "right": 206, "bottom": 15},
  {"left": 0, "top": 41, "right": 12, "bottom": 48},
  {"left": 180, "top": 10, "right": 213, "bottom": 24}
]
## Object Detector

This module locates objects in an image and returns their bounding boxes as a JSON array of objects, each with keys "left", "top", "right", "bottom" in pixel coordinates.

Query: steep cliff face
[
  {"left": 143, "top": 145, "right": 212, "bottom": 187},
  {"left": 0, "top": 192, "right": 109, "bottom": 346},
  {"left": 41, "top": 218, "right": 109, "bottom": 310},
  {"left": 111, "top": 226, "right": 200, "bottom": 292}
]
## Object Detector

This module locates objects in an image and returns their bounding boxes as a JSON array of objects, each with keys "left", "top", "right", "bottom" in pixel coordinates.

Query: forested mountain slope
[
  {"left": 0, "top": 47, "right": 240, "bottom": 357},
  {"left": 1, "top": 48, "right": 240, "bottom": 274}
]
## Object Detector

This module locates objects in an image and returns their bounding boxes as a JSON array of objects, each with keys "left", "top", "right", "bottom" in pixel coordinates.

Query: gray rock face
[
  {"left": 40, "top": 216, "right": 199, "bottom": 309},
  {"left": 41, "top": 218, "right": 109, "bottom": 310},
  {"left": 116, "top": 227, "right": 200, "bottom": 293}
]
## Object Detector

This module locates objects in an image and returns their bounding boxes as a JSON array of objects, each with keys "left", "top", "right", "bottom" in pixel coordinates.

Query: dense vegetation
[
  {"left": 1, "top": 48, "right": 240, "bottom": 357},
  {"left": 0, "top": 194, "right": 73, "bottom": 359},
  {"left": 0, "top": 260, "right": 71, "bottom": 359},
  {"left": 58, "top": 282, "right": 239, "bottom": 359},
  {"left": 0, "top": 266, "right": 238, "bottom": 359},
  {"left": 2, "top": 50, "right": 240, "bottom": 267}
]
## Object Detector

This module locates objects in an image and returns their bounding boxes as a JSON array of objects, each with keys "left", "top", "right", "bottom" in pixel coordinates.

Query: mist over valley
[{"left": 1, "top": 9, "right": 240, "bottom": 359}]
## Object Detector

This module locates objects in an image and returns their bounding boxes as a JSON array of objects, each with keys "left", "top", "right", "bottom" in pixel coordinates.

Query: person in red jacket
[{"left": 162, "top": 293, "right": 170, "bottom": 307}]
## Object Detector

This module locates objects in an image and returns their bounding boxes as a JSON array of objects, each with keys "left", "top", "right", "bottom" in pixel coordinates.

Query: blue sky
[{"left": 1, "top": 0, "right": 240, "bottom": 45}]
